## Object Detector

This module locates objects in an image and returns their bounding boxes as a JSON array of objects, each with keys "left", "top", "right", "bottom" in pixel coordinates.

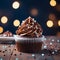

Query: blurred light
[
  {"left": 57, "top": 40, "right": 60, "bottom": 43},
  {"left": 52, "top": 39, "right": 54, "bottom": 42},
  {"left": 13, "top": 19, "right": 20, "bottom": 27},
  {"left": 12, "top": 1, "right": 20, "bottom": 9},
  {"left": 56, "top": 31, "right": 60, "bottom": 37},
  {"left": 50, "top": 0, "right": 56, "bottom": 7},
  {"left": 56, "top": 4, "right": 60, "bottom": 12},
  {"left": 49, "top": 13, "right": 56, "bottom": 20},
  {"left": 43, "top": 45, "right": 47, "bottom": 49},
  {"left": 32, "top": 54, "right": 35, "bottom": 57},
  {"left": 52, "top": 52, "right": 54, "bottom": 54},
  {"left": 53, "top": 20, "right": 58, "bottom": 27},
  {"left": 30, "top": 8, "right": 38, "bottom": 16},
  {"left": 1, "top": 16, "right": 8, "bottom": 24},
  {"left": 0, "top": 26, "right": 3, "bottom": 33},
  {"left": 41, "top": 54, "right": 45, "bottom": 56},
  {"left": 0, "top": 58, "right": 3, "bottom": 60},
  {"left": 15, "top": 58, "right": 19, "bottom": 60},
  {"left": 50, "top": 42, "right": 53, "bottom": 45},
  {"left": 58, "top": 20, "right": 60, "bottom": 26},
  {"left": 46, "top": 20, "right": 53, "bottom": 27}
]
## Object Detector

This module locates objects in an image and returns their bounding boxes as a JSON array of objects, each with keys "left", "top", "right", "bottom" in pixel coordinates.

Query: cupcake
[
  {"left": 3, "top": 31, "right": 13, "bottom": 37},
  {"left": 15, "top": 16, "right": 43, "bottom": 53},
  {"left": 0, "top": 31, "right": 13, "bottom": 37},
  {"left": 0, "top": 31, "right": 14, "bottom": 44}
]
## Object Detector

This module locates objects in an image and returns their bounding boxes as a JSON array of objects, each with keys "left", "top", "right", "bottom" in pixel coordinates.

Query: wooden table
[{"left": 0, "top": 44, "right": 60, "bottom": 60}]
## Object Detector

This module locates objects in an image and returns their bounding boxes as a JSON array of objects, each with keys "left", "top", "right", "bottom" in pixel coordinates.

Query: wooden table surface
[{"left": 0, "top": 44, "right": 60, "bottom": 60}]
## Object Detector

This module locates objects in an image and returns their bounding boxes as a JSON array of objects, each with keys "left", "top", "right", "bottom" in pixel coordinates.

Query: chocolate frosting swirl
[{"left": 16, "top": 16, "right": 43, "bottom": 37}]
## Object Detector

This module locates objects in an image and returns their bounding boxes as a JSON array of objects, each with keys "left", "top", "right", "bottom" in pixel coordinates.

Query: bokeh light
[
  {"left": 30, "top": 8, "right": 38, "bottom": 16},
  {"left": 46, "top": 20, "right": 54, "bottom": 28},
  {"left": 56, "top": 31, "right": 60, "bottom": 37},
  {"left": 13, "top": 19, "right": 20, "bottom": 27},
  {"left": 48, "top": 13, "right": 56, "bottom": 20},
  {"left": 56, "top": 4, "right": 60, "bottom": 12},
  {"left": 58, "top": 20, "right": 60, "bottom": 26},
  {"left": 12, "top": 1, "right": 20, "bottom": 9},
  {"left": 1, "top": 16, "right": 8, "bottom": 24},
  {"left": 50, "top": 0, "right": 56, "bottom": 7},
  {"left": 0, "top": 26, "right": 4, "bottom": 33}
]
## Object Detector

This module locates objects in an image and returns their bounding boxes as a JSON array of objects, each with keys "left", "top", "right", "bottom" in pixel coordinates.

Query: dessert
[
  {"left": 0, "top": 31, "right": 13, "bottom": 37},
  {"left": 3, "top": 31, "right": 13, "bottom": 37},
  {"left": 15, "top": 16, "right": 43, "bottom": 53},
  {"left": 0, "top": 31, "right": 15, "bottom": 44}
]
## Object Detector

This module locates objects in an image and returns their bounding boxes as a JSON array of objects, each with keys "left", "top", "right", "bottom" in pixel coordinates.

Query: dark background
[{"left": 0, "top": 0, "right": 60, "bottom": 35}]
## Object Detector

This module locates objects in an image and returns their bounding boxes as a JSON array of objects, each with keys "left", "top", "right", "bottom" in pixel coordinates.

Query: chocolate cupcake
[
  {"left": 3, "top": 31, "right": 13, "bottom": 37},
  {"left": 15, "top": 16, "right": 43, "bottom": 53},
  {"left": 0, "top": 31, "right": 13, "bottom": 37},
  {"left": 0, "top": 31, "right": 14, "bottom": 44}
]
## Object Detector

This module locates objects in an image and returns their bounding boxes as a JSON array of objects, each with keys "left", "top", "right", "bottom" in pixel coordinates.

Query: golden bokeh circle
[
  {"left": 46, "top": 20, "right": 54, "bottom": 28},
  {"left": 50, "top": 0, "right": 56, "bottom": 7},
  {"left": 1, "top": 16, "right": 8, "bottom": 24},
  {"left": 58, "top": 20, "right": 60, "bottom": 26},
  {"left": 12, "top": 1, "right": 20, "bottom": 9},
  {"left": 0, "top": 26, "right": 4, "bottom": 33},
  {"left": 13, "top": 19, "right": 20, "bottom": 27}
]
